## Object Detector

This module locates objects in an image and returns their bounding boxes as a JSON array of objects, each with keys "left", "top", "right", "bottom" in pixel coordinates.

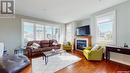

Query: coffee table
[{"left": 42, "top": 49, "right": 65, "bottom": 65}]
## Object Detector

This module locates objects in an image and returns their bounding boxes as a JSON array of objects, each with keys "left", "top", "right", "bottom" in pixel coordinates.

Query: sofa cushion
[
  {"left": 41, "top": 40, "right": 49, "bottom": 44},
  {"left": 40, "top": 40, "right": 50, "bottom": 48},
  {"left": 32, "top": 47, "right": 52, "bottom": 53},
  {"left": 83, "top": 50, "right": 91, "bottom": 54},
  {"left": 40, "top": 47, "right": 52, "bottom": 51},
  {"left": 40, "top": 44, "right": 50, "bottom": 48}
]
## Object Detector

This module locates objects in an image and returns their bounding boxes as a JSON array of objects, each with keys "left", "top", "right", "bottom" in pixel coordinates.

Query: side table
[{"left": 14, "top": 48, "right": 26, "bottom": 55}]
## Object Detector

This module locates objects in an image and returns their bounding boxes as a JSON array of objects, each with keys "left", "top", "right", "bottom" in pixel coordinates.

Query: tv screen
[{"left": 76, "top": 25, "right": 90, "bottom": 36}]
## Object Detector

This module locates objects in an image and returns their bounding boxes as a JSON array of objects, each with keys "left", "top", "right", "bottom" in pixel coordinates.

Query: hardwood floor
[{"left": 20, "top": 51, "right": 130, "bottom": 73}]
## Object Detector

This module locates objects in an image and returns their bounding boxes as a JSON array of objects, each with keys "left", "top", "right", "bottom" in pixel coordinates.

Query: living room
[{"left": 0, "top": 0, "right": 130, "bottom": 73}]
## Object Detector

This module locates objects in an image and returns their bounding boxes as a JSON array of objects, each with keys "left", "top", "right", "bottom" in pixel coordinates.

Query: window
[
  {"left": 52, "top": 27, "right": 60, "bottom": 41},
  {"left": 96, "top": 11, "right": 116, "bottom": 44},
  {"left": 23, "top": 22, "right": 34, "bottom": 45},
  {"left": 44, "top": 26, "right": 60, "bottom": 41},
  {"left": 22, "top": 19, "right": 61, "bottom": 46},
  {"left": 45, "top": 26, "right": 53, "bottom": 40},
  {"left": 36, "top": 24, "right": 44, "bottom": 40}
]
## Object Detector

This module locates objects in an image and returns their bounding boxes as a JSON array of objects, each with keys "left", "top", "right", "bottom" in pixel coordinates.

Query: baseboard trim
[{"left": 109, "top": 59, "right": 130, "bottom": 67}]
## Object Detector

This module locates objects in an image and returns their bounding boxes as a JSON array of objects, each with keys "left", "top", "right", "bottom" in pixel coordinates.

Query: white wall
[
  {"left": 76, "top": 18, "right": 91, "bottom": 27},
  {"left": 76, "top": 1, "right": 130, "bottom": 66},
  {"left": 0, "top": 17, "right": 21, "bottom": 54},
  {"left": 65, "top": 22, "right": 77, "bottom": 42},
  {"left": 0, "top": 15, "right": 64, "bottom": 54}
]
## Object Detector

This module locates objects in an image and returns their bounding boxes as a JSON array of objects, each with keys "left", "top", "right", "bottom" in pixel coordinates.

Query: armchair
[
  {"left": 63, "top": 42, "right": 73, "bottom": 51},
  {"left": 83, "top": 47, "right": 103, "bottom": 60}
]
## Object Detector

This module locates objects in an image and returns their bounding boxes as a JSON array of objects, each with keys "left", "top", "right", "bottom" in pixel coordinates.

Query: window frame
[
  {"left": 35, "top": 24, "right": 45, "bottom": 40},
  {"left": 21, "top": 19, "right": 61, "bottom": 47},
  {"left": 95, "top": 11, "right": 117, "bottom": 45}
]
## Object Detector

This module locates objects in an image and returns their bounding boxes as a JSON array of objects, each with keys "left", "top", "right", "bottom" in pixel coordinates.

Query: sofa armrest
[
  {"left": 52, "top": 44, "right": 61, "bottom": 49},
  {"left": 53, "top": 44, "right": 61, "bottom": 47},
  {"left": 84, "top": 47, "right": 92, "bottom": 50},
  {"left": 57, "top": 44, "right": 61, "bottom": 48},
  {"left": 26, "top": 46, "right": 33, "bottom": 57},
  {"left": 26, "top": 46, "right": 33, "bottom": 50},
  {"left": 89, "top": 48, "right": 103, "bottom": 56},
  {"left": 58, "top": 44, "right": 61, "bottom": 47}
]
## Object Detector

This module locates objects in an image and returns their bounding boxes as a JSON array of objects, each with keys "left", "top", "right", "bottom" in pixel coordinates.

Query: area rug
[{"left": 32, "top": 52, "right": 81, "bottom": 73}]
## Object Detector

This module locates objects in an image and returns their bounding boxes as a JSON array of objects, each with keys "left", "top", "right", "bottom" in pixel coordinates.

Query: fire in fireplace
[{"left": 77, "top": 40, "right": 88, "bottom": 50}]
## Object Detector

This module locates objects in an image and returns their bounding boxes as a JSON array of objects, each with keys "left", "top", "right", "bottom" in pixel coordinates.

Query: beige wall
[
  {"left": 76, "top": 1, "right": 130, "bottom": 65},
  {"left": 0, "top": 15, "right": 64, "bottom": 54}
]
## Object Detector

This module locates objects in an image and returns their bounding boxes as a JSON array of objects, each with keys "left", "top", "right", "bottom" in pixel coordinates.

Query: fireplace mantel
[{"left": 75, "top": 36, "right": 92, "bottom": 51}]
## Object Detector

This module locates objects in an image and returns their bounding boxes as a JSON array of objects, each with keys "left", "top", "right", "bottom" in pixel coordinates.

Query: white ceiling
[{"left": 16, "top": 0, "right": 128, "bottom": 23}]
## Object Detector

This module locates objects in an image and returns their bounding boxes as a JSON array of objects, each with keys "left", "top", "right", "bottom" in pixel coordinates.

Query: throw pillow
[
  {"left": 67, "top": 42, "right": 71, "bottom": 46},
  {"left": 52, "top": 41, "right": 58, "bottom": 45},
  {"left": 31, "top": 43, "right": 40, "bottom": 49},
  {"left": 91, "top": 44, "right": 99, "bottom": 50}
]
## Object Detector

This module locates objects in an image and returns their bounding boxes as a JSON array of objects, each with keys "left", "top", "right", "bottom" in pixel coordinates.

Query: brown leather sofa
[{"left": 26, "top": 40, "right": 61, "bottom": 57}]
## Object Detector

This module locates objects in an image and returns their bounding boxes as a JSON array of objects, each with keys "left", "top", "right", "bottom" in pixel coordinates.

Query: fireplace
[
  {"left": 75, "top": 36, "right": 92, "bottom": 51},
  {"left": 76, "top": 39, "right": 88, "bottom": 50}
]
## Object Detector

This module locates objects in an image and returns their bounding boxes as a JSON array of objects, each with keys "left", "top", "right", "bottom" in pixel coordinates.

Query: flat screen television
[{"left": 76, "top": 25, "right": 90, "bottom": 36}]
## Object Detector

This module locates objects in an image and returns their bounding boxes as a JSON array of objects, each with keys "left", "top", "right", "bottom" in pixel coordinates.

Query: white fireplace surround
[{"left": 75, "top": 38, "right": 88, "bottom": 50}]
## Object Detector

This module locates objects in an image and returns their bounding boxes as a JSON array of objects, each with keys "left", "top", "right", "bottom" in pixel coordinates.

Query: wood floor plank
[{"left": 20, "top": 51, "right": 130, "bottom": 73}]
